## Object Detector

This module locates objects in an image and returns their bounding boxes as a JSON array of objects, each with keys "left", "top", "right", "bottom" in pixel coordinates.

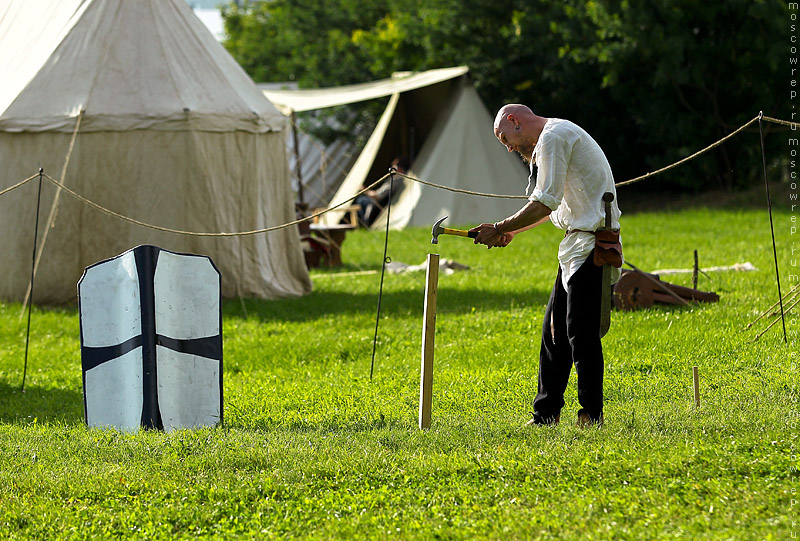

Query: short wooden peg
[
  {"left": 419, "top": 253, "right": 439, "bottom": 429},
  {"left": 692, "top": 366, "right": 700, "bottom": 409}
]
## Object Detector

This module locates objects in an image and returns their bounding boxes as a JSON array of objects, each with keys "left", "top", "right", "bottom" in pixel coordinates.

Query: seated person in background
[{"left": 355, "top": 156, "right": 409, "bottom": 226}]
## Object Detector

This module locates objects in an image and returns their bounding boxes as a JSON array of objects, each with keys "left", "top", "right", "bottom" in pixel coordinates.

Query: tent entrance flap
[
  {"left": 320, "top": 93, "right": 400, "bottom": 226},
  {"left": 262, "top": 66, "right": 529, "bottom": 230},
  {"left": 371, "top": 79, "right": 529, "bottom": 229}
]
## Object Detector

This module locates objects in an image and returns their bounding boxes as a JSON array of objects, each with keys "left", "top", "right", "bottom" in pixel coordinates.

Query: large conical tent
[
  {"left": 262, "top": 67, "right": 529, "bottom": 229},
  {"left": 0, "top": 0, "right": 312, "bottom": 304}
]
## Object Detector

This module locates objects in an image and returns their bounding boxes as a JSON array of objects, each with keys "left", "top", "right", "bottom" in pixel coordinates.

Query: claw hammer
[{"left": 431, "top": 215, "right": 479, "bottom": 244}]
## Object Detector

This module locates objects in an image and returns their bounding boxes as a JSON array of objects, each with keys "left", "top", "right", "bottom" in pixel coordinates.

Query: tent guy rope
[{"left": 20, "top": 110, "right": 84, "bottom": 311}]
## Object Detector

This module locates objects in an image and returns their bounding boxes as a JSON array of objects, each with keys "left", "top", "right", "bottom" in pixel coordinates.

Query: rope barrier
[
  {"left": 614, "top": 115, "right": 761, "bottom": 187},
  {"left": 761, "top": 115, "right": 799, "bottom": 129},
  {"left": 36, "top": 171, "right": 390, "bottom": 237},
  {"left": 0, "top": 173, "right": 38, "bottom": 198},
  {"left": 0, "top": 114, "right": 791, "bottom": 237},
  {"left": 396, "top": 172, "right": 528, "bottom": 199}
]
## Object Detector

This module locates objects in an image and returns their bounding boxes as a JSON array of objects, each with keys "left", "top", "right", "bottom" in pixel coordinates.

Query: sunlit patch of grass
[{"left": 0, "top": 208, "right": 794, "bottom": 539}]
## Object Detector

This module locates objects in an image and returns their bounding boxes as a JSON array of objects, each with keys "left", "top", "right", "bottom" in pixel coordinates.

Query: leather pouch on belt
[{"left": 593, "top": 230, "right": 623, "bottom": 268}]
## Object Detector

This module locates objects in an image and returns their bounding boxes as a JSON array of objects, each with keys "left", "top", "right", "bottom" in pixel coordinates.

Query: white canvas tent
[
  {"left": 0, "top": 0, "right": 312, "bottom": 304},
  {"left": 262, "top": 67, "right": 529, "bottom": 228}
]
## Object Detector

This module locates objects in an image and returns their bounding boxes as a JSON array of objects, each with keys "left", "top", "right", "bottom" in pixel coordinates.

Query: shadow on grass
[
  {"left": 224, "top": 286, "right": 552, "bottom": 323},
  {"left": 0, "top": 380, "right": 84, "bottom": 424}
]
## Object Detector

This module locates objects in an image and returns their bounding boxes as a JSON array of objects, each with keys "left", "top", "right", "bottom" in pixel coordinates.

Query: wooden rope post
[
  {"left": 419, "top": 253, "right": 439, "bottom": 430},
  {"left": 692, "top": 366, "right": 700, "bottom": 409}
]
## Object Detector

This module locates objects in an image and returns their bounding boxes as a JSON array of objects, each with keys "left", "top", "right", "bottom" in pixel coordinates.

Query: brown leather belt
[{"left": 565, "top": 229, "right": 595, "bottom": 237}]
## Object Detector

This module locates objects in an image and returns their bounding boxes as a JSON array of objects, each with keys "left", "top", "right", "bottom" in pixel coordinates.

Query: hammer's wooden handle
[{"left": 443, "top": 228, "right": 478, "bottom": 238}]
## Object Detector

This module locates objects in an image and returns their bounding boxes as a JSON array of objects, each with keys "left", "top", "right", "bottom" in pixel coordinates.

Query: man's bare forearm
[{"left": 494, "top": 201, "right": 552, "bottom": 234}]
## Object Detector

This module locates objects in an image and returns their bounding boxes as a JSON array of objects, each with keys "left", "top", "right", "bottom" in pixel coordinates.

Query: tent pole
[
  {"left": 22, "top": 169, "right": 44, "bottom": 391},
  {"left": 758, "top": 111, "right": 786, "bottom": 343},
  {"left": 291, "top": 111, "right": 306, "bottom": 208},
  {"left": 370, "top": 170, "right": 395, "bottom": 381}
]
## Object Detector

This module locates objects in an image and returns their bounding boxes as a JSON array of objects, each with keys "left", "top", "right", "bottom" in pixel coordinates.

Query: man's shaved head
[
  {"left": 493, "top": 104, "right": 543, "bottom": 163},
  {"left": 494, "top": 104, "right": 535, "bottom": 131}
]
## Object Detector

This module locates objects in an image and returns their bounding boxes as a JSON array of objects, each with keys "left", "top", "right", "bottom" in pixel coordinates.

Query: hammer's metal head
[{"left": 431, "top": 215, "right": 448, "bottom": 244}]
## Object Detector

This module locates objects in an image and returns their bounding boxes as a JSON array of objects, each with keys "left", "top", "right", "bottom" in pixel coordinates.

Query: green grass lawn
[{"left": 0, "top": 205, "right": 796, "bottom": 539}]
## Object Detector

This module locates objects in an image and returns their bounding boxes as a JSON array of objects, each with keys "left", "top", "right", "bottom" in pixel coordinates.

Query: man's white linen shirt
[{"left": 527, "top": 118, "right": 622, "bottom": 289}]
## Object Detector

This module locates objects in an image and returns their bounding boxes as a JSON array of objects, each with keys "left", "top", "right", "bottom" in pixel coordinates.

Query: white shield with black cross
[{"left": 78, "top": 245, "right": 223, "bottom": 432}]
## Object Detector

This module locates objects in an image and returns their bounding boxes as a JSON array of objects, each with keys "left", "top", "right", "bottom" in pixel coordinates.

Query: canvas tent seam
[
  {"left": 150, "top": 0, "right": 185, "bottom": 118},
  {"left": 83, "top": 1, "right": 123, "bottom": 111}
]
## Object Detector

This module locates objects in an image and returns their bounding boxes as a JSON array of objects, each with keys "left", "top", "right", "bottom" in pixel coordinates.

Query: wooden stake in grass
[
  {"left": 692, "top": 366, "right": 700, "bottom": 409},
  {"left": 419, "top": 253, "right": 439, "bottom": 430}
]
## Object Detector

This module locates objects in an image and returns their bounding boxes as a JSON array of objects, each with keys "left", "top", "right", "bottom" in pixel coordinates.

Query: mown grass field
[{"left": 0, "top": 202, "right": 796, "bottom": 539}]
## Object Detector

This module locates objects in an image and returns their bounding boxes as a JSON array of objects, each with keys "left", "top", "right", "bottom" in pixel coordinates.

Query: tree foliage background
[{"left": 222, "top": 0, "right": 788, "bottom": 193}]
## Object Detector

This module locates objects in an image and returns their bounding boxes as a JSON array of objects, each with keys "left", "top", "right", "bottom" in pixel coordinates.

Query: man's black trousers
[{"left": 532, "top": 250, "right": 604, "bottom": 423}]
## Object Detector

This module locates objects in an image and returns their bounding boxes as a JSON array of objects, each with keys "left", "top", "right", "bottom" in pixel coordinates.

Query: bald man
[{"left": 471, "top": 104, "right": 622, "bottom": 427}]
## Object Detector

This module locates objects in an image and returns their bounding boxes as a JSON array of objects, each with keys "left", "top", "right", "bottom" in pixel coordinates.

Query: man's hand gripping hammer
[{"left": 431, "top": 216, "right": 479, "bottom": 244}]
